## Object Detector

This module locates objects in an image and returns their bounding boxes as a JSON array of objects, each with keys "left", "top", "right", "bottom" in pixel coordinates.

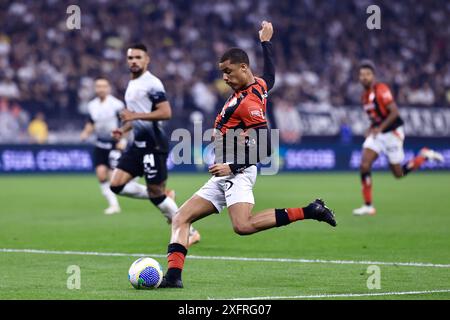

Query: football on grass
[{"left": 128, "top": 257, "right": 163, "bottom": 289}]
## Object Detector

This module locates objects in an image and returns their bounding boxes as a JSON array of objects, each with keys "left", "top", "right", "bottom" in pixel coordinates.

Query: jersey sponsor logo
[
  {"left": 249, "top": 107, "right": 265, "bottom": 120},
  {"left": 224, "top": 179, "right": 234, "bottom": 191}
]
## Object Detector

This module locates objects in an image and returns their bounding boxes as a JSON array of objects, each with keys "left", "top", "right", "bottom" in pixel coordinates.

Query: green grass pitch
[{"left": 0, "top": 172, "right": 449, "bottom": 300}]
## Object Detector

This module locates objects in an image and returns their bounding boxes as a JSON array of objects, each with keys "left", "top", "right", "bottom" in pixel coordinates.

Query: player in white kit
[
  {"left": 109, "top": 43, "right": 200, "bottom": 247},
  {"left": 81, "top": 77, "right": 150, "bottom": 214},
  {"left": 81, "top": 77, "right": 125, "bottom": 214}
]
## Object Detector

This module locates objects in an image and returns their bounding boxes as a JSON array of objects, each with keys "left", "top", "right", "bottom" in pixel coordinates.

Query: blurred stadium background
[
  {"left": 0, "top": 0, "right": 449, "bottom": 174},
  {"left": 1, "top": 0, "right": 450, "bottom": 301}
]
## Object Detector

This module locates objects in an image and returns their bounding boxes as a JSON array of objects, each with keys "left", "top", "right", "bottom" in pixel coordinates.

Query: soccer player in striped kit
[
  {"left": 353, "top": 60, "right": 444, "bottom": 216},
  {"left": 159, "top": 21, "right": 336, "bottom": 288}
]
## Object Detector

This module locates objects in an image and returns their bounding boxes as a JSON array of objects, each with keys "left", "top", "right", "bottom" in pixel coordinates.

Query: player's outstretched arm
[
  {"left": 119, "top": 101, "right": 172, "bottom": 122},
  {"left": 259, "top": 21, "right": 275, "bottom": 91}
]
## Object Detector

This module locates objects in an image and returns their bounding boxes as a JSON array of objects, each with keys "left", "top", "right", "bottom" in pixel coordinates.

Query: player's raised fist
[{"left": 259, "top": 20, "right": 273, "bottom": 42}]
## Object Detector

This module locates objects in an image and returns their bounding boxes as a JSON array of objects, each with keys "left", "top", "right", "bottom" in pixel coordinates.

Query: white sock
[
  {"left": 100, "top": 182, "right": 119, "bottom": 207},
  {"left": 156, "top": 196, "right": 178, "bottom": 223},
  {"left": 120, "top": 180, "right": 148, "bottom": 199}
]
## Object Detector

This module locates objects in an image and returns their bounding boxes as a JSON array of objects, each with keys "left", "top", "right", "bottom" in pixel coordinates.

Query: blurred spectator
[
  {"left": 339, "top": 117, "right": 353, "bottom": 145},
  {"left": 191, "top": 80, "right": 218, "bottom": 114},
  {"left": 406, "top": 83, "right": 436, "bottom": 106},
  {"left": 0, "top": 75, "right": 20, "bottom": 99},
  {"left": 28, "top": 112, "right": 48, "bottom": 144},
  {"left": 0, "top": 98, "right": 20, "bottom": 142},
  {"left": 272, "top": 98, "right": 302, "bottom": 144},
  {"left": 0, "top": 0, "right": 448, "bottom": 140},
  {"left": 10, "top": 102, "right": 29, "bottom": 130}
]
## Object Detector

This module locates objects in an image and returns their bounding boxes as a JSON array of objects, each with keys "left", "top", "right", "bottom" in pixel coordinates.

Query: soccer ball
[{"left": 128, "top": 257, "right": 163, "bottom": 289}]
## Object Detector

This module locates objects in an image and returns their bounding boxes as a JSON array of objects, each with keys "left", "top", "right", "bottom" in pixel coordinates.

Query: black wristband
[{"left": 229, "top": 163, "right": 252, "bottom": 174}]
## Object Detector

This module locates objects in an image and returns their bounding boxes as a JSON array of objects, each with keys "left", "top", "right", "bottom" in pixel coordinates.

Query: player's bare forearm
[
  {"left": 120, "top": 101, "right": 172, "bottom": 122},
  {"left": 132, "top": 109, "right": 171, "bottom": 121},
  {"left": 120, "top": 121, "right": 133, "bottom": 133},
  {"left": 112, "top": 121, "right": 132, "bottom": 141},
  {"left": 80, "top": 122, "right": 94, "bottom": 141}
]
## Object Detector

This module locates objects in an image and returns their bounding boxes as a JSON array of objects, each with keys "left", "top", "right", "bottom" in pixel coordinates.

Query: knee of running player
[
  {"left": 231, "top": 218, "right": 255, "bottom": 236},
  {"left": 391, "top": 166, "right": 404, "bottom": 179},
  {"left": 171, "top": 208, "right": 191, "bottom": 230},
  {"left": 146, "top": 183, "right": 165, "bottom": 199},
  {"left": 110, "top": 184, "right": 125, "bottom": 194},
  {"left": 96, "top": 173, "right": 109, "bottom": 184},
  {"left": 98, "top": 177, "right": 109, "bottom": 184},
  {"left": 232, "top": 223, "right": 254, "bottom": 236},
  {"left": 360, "top": 161, "right": 372, "bottom": 174},
  {"left": 393, "top": 172, "right": 403, "bottom": 179},
  {"left": 95, "top": 166, "right": 109, "bottom": 183}
]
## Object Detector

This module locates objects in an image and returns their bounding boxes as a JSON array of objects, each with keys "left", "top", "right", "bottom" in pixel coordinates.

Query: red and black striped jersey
[
  {"left": 362, "top": 82, "right": 404, "bottom": 132},
  {"left": 214, "top": 77, "right": 268, "bottom": 135},
  {"left": 213, "top": 41, "right": 275, "bottom": 174}
]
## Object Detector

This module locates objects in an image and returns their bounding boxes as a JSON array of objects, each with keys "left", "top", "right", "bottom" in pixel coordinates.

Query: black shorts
[
  {"left": 93, "top": 147, "right": 122, "bottom": 169},
  {"left": 116, "top": 146, "right": 168, "bottom": 184}
]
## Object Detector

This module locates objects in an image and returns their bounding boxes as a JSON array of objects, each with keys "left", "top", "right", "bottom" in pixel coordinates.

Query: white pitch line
[
  {"left": 222, "top": 289, "right": 450, "bottom": 300},
  {"left": 1, "top": 248, "right": 450, "bottom": 269},
  {"left": 0, "top": 248, "right": 165, "bottom": 258}
]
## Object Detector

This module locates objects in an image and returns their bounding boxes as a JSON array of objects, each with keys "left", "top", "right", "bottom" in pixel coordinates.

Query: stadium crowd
[{"left": 0, "top": 0, "right": 449, "bottom": 142}]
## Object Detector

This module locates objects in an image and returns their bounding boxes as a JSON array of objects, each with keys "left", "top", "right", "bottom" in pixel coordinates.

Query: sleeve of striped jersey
[
  {"left": 261, "top": 41, "right": 275, "bottom": 91},
  {"left": 376, "top": 83, "right": 394, "bottom": 105}
]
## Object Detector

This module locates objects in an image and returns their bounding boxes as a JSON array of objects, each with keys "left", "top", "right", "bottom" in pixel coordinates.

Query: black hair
[
  {"left": 128, "top": 43, "right": 148, "bottom": 52},
  {"left": 359, "top": 59, "right": 376, "bottom": 73},
  {"left": 220, "top": 47, "right": 249, "bottom": 66}
]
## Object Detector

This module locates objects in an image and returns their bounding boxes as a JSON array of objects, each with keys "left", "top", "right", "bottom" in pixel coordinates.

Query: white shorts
[
  {"left": 195, "top": 166, "right": 257, "bottom": 213},
  {"left": 363, "top": 126, "right": 405, "bottom": 164}
]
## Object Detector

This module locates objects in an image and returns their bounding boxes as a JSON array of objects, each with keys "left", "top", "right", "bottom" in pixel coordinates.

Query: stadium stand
[{"left": 0, "top": 0, "right": 449, "bottom": 143}]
